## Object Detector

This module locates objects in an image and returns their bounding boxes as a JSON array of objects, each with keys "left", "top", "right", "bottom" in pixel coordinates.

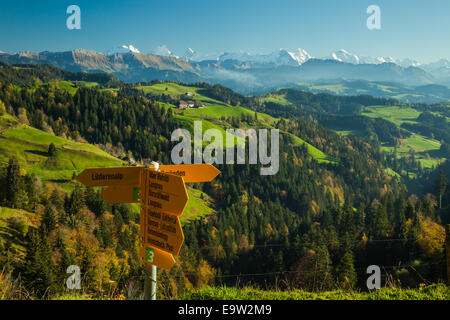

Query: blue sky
[{"left": 0, "top": 0, "right": 449, "bottom": 63}]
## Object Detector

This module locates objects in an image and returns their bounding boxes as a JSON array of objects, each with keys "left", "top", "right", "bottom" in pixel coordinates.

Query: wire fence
[
  {"left": 174, "top": 237, "right": 446, "bottom": 281},
  {"left": 191, "top": 237, "right": 422, "bottom": 252},
  {"left": 180, "top": 261, "right": 443, "bottom": 279}
]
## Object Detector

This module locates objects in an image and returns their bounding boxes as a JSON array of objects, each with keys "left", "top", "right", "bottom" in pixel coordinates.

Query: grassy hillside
[
  {"left": 152, "top": 83, "right": 336, "bottom": 163},
  {"left": 259, "top": 92, "right": 292, "bottom": 106},
  {"left": 361, "top": 105, "right": 422, "bottom": 126},
  {"left": 138, "top": 83, "right": 275, "bottom": 125},
  {"left": 0, "top": 113, "right": 123, "bottom": 184},
  {"left": 292, "top": 80, "right": 450, "bottom": 104},
  {"left": 45, "top": 81, "right": 78, "bottom": 95},
  {"left": 361, "top": 106, "right": 445, "bottom": 168},
  {"left": 260, "top": 92, "right": 446, "bottom": 169},
  {"left": 285, "top": 132, "right": 337, "bottom": 164},
  {"left": 0, "top": 206, "right": 39, "bottom": 262},
  {"left": 182, "top": 188, "right": 216, "bottom": 224}
]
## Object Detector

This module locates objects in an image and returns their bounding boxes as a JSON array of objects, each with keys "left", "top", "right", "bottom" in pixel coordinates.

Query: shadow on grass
[
  {"left": 25, "top": 149, "right": 49, "bottom": 157},
  {"left": 0, "top": 226, "right": 26, "bottom": 246},
  {"left": 46, "top": 179, "right": 72, "bottom": 184}
]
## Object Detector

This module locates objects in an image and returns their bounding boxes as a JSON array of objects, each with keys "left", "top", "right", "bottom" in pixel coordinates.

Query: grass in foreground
[{"left": 181, "top": 284, "right": 450, "bottom": 300}]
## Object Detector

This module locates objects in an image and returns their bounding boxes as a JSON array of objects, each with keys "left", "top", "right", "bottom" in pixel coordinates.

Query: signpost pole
[
  {"left": 143, "top": 263, "right": 157, "bottom": 300},
  {"left": 151, "top": 265, "right": 157, "bottom": 300},
  {"left": 149, "top": 161, "right": 159, "bottom": 301}
]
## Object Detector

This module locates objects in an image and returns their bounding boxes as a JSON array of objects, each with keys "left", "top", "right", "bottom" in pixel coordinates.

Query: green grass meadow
[
  {"left": 0, "top": 116, "right": 123, "bottom": 182},
  {"left": 181, "top": 284, "right": 450, "bottom": 300},
  {"left": 361, "top": 105, "right": 422, "bottom": 126},
  {"left": 361, "top": 106, "right": 444, "bottom": 169}
]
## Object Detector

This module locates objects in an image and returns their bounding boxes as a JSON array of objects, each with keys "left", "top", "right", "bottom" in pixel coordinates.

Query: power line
[
  {"left": 187, "top": 237, "right": 420, "bottom": 252},
  {"left": 182, "top": 261, "right": 442, "bottom": 279}
]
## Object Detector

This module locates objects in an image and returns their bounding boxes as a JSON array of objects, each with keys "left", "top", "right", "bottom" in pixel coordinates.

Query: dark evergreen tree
[
  {"left": 47, "top": 143, "right": 57, "bottom": 157},
  {"left": 434, "top": 171, "right": 447, "bottom": 209}
]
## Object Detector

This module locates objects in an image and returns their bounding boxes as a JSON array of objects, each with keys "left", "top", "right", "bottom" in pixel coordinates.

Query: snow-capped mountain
[
  {"left": 181, "top": 48, "right": 195, "bottom": 60},
  {"left": 396, "top": 58, "right": 421, "bottom": 68},
  {"left": 218, "top": 48, "right": 312, "bottom": 65},
  {"left": 420, "top": 59, "right": 450, "bottom": 82},
  {"left": 286, "top": 48, "right": 312, "bottom": 65},
  {"left": 106, "top": 44, "right": 140, "bottom": 55},
  {"left": 218, "top": 50, "right": 273, "bottom": 62},
  {"left": 422, "top": 59, "right": 450, "bottom": 71},
  {"left": 326, "top": 49, "right": 421, "bottom": 67},
  {"left": 327, "top": 49, "right": 360, "bottom": 64},
  {"left": 359, "top": 56, "right": 396, "bottom": 65},
  {"left": 152, "top": 45, "right": 178, "bottom": 58},
  {"left": 147, "top": 45, "right": 427, "bottom": 69}
]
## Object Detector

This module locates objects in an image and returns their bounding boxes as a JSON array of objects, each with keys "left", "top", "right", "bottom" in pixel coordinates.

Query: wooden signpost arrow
[
  {"left": 159, "top": 164, "right": 221, "bottom": 183},
  {"left": 100, "top": 185, "right": 141, "bottom": 204},
  {"left": 144, "top": 207, "right": 184, "bottom": 256},
  {"left": 139, "top": 245, "right": 175, "bottom": 271},
  {"left": 76, "top": 164, "right": 220, "bottom": 187},
  {"left": 75, "top": 166, "right": 141, "bottom": 187},
  {"left": 88, "top": 164, "right": 219, "bottom": 205},
  {"left": 145, "top": 170, "right": 189, "bottom": 216}
]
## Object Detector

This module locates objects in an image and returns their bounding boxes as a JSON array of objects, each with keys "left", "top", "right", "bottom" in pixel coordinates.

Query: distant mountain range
[{"left": 1, "top": 45, "right": 450, "bottom": 103}]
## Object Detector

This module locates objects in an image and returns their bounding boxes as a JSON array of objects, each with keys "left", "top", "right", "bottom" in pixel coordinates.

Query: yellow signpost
[
  {"left": 139, "top": 168, "right": 188, "bottom": 267},
  {"left": 75, "top": 163, "right": 220, "bottom": 270}
]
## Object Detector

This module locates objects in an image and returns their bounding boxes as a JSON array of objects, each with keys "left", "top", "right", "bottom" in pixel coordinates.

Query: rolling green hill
[
  {"left": 361, "top": 105, "right": 422, "bottom": 126},
  {"left": 139, "top": 82, "right": 275, "bottom": 125},
  {"left": 361, "top": 106, "right": 445, "bottom": 169},
  {"left": 292, "top": 80, "right": 450, "bottom": 104},
  {"left": 0, "top": 114, "right": 123, "bottom": 184},
  {"left": 259, "top": 89, "right": 447, "bottom": 171},
  {"left": 0, "top": 206, "right": 38, "bottom": 262},
  {"left": 149, "top": 83, "right": 336, "bottom": 163},
  {"left": 182, "top": 188, "right": 216, "bottom": 224}
]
